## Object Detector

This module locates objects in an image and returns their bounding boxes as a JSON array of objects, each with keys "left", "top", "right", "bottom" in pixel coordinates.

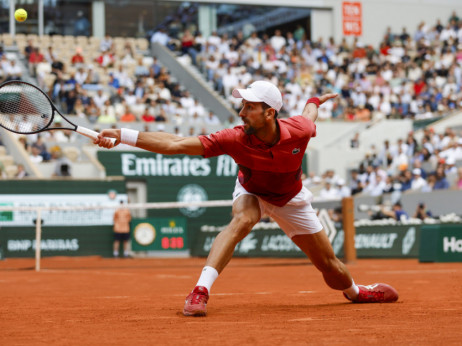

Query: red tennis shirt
[{"left": 198, "top": 115, "right": 316, "bottom": 207}]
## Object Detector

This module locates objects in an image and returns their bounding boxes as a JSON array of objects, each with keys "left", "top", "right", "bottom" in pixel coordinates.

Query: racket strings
[{"left": 0, "top": 82, "right": 54, "bottom": 134}]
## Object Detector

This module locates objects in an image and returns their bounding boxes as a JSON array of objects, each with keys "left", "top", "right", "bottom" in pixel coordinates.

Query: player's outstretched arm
[
  {"left": 302, "top": 93, "right": 338, "bottom": 123},
  {"left": 94, "top": 129, "right": 205, "bottom": 156}
]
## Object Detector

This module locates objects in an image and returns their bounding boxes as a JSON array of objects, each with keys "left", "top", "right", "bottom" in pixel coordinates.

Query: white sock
[
  {"left": 195, "top": 266, "right": 219, "bottom": 293},
  {"left": 113, "top": 251, "right": 119, "bottom": 257},
  {"left": 343, "top": 280, "right": 360, "bottom": 299}
]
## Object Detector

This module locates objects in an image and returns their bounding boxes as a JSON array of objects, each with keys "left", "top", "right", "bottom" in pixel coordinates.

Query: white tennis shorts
[{"left": 232, "top": 179, "right": 323, "bottom": 238}]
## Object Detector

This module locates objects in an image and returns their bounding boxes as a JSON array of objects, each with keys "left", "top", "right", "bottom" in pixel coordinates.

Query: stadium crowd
[
  {"left": 155, "top": 9, "right": 462, "bottom": 122},
  {"left": 0, "top": 8, "right": 462, "bottom": 189},
  {"left": 303, "top": 126, "right": 462, "bottom": 204}
]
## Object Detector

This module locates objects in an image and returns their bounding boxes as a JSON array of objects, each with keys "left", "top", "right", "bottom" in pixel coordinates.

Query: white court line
[{"left": 367, "top": 269, "right": 461, "bottom": 275}]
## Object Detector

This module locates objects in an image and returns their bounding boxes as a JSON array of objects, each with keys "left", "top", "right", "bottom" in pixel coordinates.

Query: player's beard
[
  {"left": 244, "top": 125, "right": 256, "bottom": 135},
  {"left": 243, "top": 121, "right": 256, "bottom": 135}
]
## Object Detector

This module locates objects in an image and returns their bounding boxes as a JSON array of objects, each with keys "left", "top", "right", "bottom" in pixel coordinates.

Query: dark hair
[{"left": 261, "top": 103, "right": 278, "bottom": 118}]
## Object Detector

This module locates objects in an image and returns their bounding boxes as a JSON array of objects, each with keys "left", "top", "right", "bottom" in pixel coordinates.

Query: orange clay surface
[{"left": 1, "top": 257, "right": 462, "bottom": 345}]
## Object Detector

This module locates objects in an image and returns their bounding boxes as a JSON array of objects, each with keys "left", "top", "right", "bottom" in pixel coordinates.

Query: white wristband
[{"left": 120, "top": 128, "right": 139, "bottom": 146}]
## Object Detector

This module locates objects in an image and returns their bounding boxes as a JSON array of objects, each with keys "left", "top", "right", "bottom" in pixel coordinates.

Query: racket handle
[{"left": 76, "top": 126, "right": 117, "bottom": 146}]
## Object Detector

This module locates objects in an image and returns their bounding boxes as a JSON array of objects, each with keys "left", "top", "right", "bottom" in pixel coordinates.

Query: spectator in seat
[
  {"left": 100, "top": 34, "right": 113, "bottom": 52},
  {"left": 71, "top": 47, "right": 85, "bottom": 66},
  {"left": 413, "top": 202, "right": 433, "bottom": 220},
  {"left": 86, "top": 65, "right": 100, "bottom": 84},
  {"left": 75, "top": 66, "right": 88, "bottom": 85},
  {"left": 33, "top": 135, "right": 50, "bottom": 161},
  {"left": 336, "top": 178, "right": 351, "bottom": 198},
  {"left": 95, "top": 48, "right": 114, "bottom": 68},
  {"left": 52, "top": 147, "right": 72, "bottom": 177},
  {"left": 433, "top": 165, "right": 450, "bottom": 189},
  {"left": 320, "top": 180, "right": 340, "bottom": 200},
  {"left": 24, "top": 39, "right": 34, "bottom": 61},
  {"left": 155, "top": 109, "right": 168, "bottom": 122},
  {"left": 204, "top": 111, "right": 220, "bottom": 125},
  {"left": 134, "top": 57, "right": 150, "bottom": 77},
  {"left": 15, "top": 164, "right": 28, "bottom": 179},
  {"left": 5, "top": 59, "right": 22, "bottom": 81},
  {"left": 410, "top": 168, "right": 428, "bottom": 191},
  {"left": 381, "top": 202, "right": 409, "bottom": 221},
  {"left": 28, "top": 47, "right": 44, "bottom": 77},
  {"left": 141, "top": 106, "right": 155, "bottom": 123},
  {"left": 29, "top": 145, "right": 43, "bottom": 163},
  {"left": 98, "top": 100, "right": 117, "bottom": 124},
  {"left": 181, "top": 29, "right": 198, "bottom": 65},
  {"left": 119, "top": 106, "right": 137, "bottom": 122}
]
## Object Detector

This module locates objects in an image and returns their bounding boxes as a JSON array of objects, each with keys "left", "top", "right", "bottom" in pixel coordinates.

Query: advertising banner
[
  {"left": 0, "top": 180, "right": 126, "bottom": 258},
  {"left": 0, "top": 226, "right": 113, "bottom": 258},
  {"left": 191, "top": 223, "right": 421, "bottom": 259},
  {"left": 0, "top": 194, "right": 125, "bottom": 227},
  {"left": 0, "top": 180, "right": 127, "bottom": 227},
  {"left": 333, "top": 225, "right": 421, "bottom": 258},
  {"left": 191, "top": 223, "right": 305, "bottom": 258},
  {"left": 420, "top": 224, "right": 462, "bottom": 262},
  {"left": 342, "top": 1, "right": 362, "bottom": 36}
]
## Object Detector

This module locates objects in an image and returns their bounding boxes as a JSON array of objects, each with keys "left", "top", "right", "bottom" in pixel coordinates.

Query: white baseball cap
[{"left": 232, "top": 81, "right": 283, "bottom": 112}]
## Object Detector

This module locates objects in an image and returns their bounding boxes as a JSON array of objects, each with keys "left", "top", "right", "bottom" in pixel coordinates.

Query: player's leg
[
  {"left": 183, "top": 194, "right": 261, "bottom": 316},
  {"left": 291, "top": 231, "right": 353, "bottom": 290},
  {"left": 205, "top": 194, "right": 261, "bottom": 273},
  {"left": 267, "top": 187, "right": 398, "bottom": 303},
  {"left": 291, "top": 232, "right": 398, "bottom": 303}
]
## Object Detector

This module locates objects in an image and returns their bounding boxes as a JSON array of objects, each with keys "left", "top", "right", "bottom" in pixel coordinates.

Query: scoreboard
[{"left": 131, "top": 217, "right": 188, "bottom": 253}]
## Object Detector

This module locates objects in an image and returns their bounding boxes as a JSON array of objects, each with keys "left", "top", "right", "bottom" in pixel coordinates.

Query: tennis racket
[{"left": 0, "top": 80, "right": 115, "bottom": 145}]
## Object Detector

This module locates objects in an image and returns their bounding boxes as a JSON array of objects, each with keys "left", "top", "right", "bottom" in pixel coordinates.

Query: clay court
[{"left": 1, "top": 257, "right": 461, "bottom": 345}]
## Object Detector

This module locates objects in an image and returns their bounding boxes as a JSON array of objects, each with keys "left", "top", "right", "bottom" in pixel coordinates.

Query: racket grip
[{"left": 76, "top": 126, "right": 117, "bottom": 146}]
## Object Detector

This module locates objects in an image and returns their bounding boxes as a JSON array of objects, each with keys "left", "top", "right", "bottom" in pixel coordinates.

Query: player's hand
[
  {"left": 319, "top": 93, "right": 338, "bottom": 105},
  {"left": 94, "top": 129, "right": 120, "bottom": 148}
]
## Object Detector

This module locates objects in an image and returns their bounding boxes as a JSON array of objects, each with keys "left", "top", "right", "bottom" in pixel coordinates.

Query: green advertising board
[
  {"left": 191, "top": 223, "right": 422, "bottom": 259},
  {"left": 0, "top": 226, "right": 113, "bottom": 258},
  {"left": 333, "top": 225, "right": 421, "bottom": 258},
  {"left": 191, "top": 223, "right": 305, "bottom": 258},
  {"left": 419, "top": 224, "right": 462, "bottom": 262},
  {"left": 131, "top": 217, "right": 187, "bottom": 253}
]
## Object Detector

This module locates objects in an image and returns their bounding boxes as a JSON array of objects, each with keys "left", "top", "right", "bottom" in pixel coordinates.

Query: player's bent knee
[
  {"left": 228, "top": 215, "right": 258, "bottom": 239},
  {"left": 233, "top": 213, "right": 259, "bottom": 230}
]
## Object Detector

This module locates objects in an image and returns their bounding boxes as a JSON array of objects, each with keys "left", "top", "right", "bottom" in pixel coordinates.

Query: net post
[
  {"left": 341, "top": 197, "right": 356, "bottom": 263},
  {"left": 35, "top": 208, "right": 42, "bottom": 272}
]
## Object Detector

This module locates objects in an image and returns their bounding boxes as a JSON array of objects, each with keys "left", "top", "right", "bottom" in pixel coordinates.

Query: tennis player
[{"left": 95, "top": 81, "right": 398, "bottom": 316}]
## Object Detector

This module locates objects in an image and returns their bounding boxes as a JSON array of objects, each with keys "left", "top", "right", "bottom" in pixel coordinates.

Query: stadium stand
[{"left": 1, "top": 8, "right": 462, "bottom": 196}]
